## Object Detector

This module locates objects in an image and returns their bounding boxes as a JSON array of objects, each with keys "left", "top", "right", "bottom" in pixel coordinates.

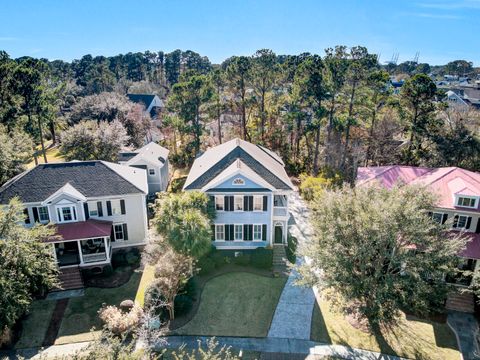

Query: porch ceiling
[{"left": 47, "top": 219, "right": 112, "bottom": 243}]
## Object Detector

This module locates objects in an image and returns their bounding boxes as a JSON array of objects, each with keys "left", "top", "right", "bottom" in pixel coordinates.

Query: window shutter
[
  {"left": 243, "top": 196, "right": 248, "bottom": 211},
  {"left": 122, "top": 224, "right": 129, "bottom": 240},
  {"left": 248, "top": 196, "right": 253, "bottom": 211},
  {"left": 262, "top": 224, "right": 267, "bottom": 241},
  {"left": 223, "top": 196, "right": 228, "bottom": 211},
  {"left": 263, "top": 196, "right": 268, "bottom": 211},
  {"left": 442, "top": 214, "right": 448, "bottom": 224},
  {"left": 466, "top": 217, "right": 472, "bottom": 230},
  {"left": 453, "top": 215, "right": 459, "bottom": 228},
  {"left": 211, "top": 225, "right": 216, "bottom": 241},
  {"left": 225, "top": 225, "right": 231, "bottom": 241},
  {"left": 120, "top": 199, "right": 126, "bottom": 215},
  {"left": 476, "top": 219, "right": 480, "bottom": 234},
  {"left": 229, "top": 196, "right": 234, "bottom": 212},
  {"left": 97, "top": 202, "right": 103, "bottom": 217},
  {"left": 24, "top": 208, "right": 31, "bottom": 224},
  {"left": 230, "top": 224, "right": 234, "bottom": 240},
  {"left": 427, "top": 211, "right": 432, "bottom": 218},
  {"left": 110, "top": 226, "right": 115, "bottom": 242},
  {"left": 83, "top": 203, "right": 89, "bottom": 220},
  {"left": 32, "top": 207, "right": 39, "bottom": 223},
  {"left": 248, "top": 225, "right": 253, "bottom": 241},
  {"left": 243, "top": 224, "right": 248, "bottom": 240},
  {"left": 107, "top": 201, "right": 112, "bottom": 216}
]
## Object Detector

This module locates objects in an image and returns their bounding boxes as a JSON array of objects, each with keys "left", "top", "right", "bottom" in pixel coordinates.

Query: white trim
[
  {"left": 253, "top": 195, "right": 263, "bottom": 212},
  {"left": 113, "top": 223, "right": 127, "bottom": 241},
  {"left": 215, "top": 224, "right": 225, "bottom": 241},
  {"left": 55, "top": 204, "right": 78, "bottom": 223},
  {"left": 234, "top": 223, "right": 243, "bottom": 241},
  {"left": 37, "top": 206, "right": 50, "bottom": 223},
  {"left": 455, "top": 195, "right": 478, "bottom": 209}
]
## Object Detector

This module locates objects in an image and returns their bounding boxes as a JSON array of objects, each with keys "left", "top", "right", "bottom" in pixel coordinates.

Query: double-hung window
[
  {"left": 234, "top": 225, "right": 243, "bottom": 240},
  {"left": 215, "top": 196, "right": 224, "bottom": 211},
  {"left": 88, "top": 201, "right": 98, "bottom": 216},
  {"left": 37, "top": 206, "right": 50, "bottom": 222},
  {"left": 215, "top": 224, "right": 225, "bottom": 241},
  {"left": 114, "top": 223, "right": 128, "bottom": 241},
  {"left": 56, "top": 205, "right": 77, "bottom": 223},
  {"left": 253, "top": 196, "right": 262, "bottom": 211},
  {"left": 454, "top": 215, "right": 470, "bottom": 229},
  {"left": 234, "top": 196, "right": 243, "bottom": 211},
  {"left": 253, "top": 224, "right": 262, "bottom": 241},
  {"left": 432, "top": 212, "right": 443, "bottom": 223}
]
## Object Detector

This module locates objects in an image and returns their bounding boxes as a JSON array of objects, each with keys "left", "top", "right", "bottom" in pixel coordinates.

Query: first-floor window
[
  {"left": 37, "top": 206, "right": 49, "bottom": 222},
  {"left": 454, "top": 215, "right": 469, "bottom": 229},
  {"left": 215, "top": 224, "right": 224, "bottom": 241},
  {"left": 234, "top": 225, "right": 243, "bottom": 240},
  {"left": 253, "top": 224, "right": 262, "bottom": 241},
  {"left": 432, "top": 212, "right": 443, "bottom": 223},
  {"left": 113, "top": 223, "right": 128, "bottom": 241}
]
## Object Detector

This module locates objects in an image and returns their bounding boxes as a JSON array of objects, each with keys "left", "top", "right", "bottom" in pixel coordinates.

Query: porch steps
[
  {"left": 54, "top": 266, "right": 84, "bottom": 291},
  {"left": 446, "top": 291, "right": 475, "bottom": 313},
  {"left": 273, "top": 246, "right": 288, "bottom": 276}
]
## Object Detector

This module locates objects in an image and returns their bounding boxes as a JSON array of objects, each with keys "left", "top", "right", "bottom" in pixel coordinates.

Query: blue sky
[{"left": 0, "top": 0, "right": 478, "bottom": 65}]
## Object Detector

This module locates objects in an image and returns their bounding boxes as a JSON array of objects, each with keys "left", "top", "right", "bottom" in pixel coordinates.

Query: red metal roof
[
  {"left": 459, "top": 232, "right": 480, "bottom": 259},
  {"left": 47, "top": 219, "right": 112, "bottom": 242}
]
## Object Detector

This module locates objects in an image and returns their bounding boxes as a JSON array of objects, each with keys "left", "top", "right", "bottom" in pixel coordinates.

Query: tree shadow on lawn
[
  {"left": 404, "top": 313, "right": 459, "bottom": 351},
  {"left": 54, "top": 270, "right": 142, "bottom": 344},
  {"left": 310, "top": 302, "right": 332, "bottom": 344}
]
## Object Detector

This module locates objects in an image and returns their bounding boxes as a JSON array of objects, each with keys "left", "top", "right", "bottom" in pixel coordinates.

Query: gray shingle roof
[
  {"left": 184, "top": 138, "right": 294, "bottom": 191},
  {"left": 0, "top": 161, "right": 146, "bottom": 204},
  {"left": 127, "top": 94, "right": 156, "bottom": 108}
]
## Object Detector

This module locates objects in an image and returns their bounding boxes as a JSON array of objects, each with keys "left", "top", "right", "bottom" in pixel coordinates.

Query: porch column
[
  {"left": 104, "top": 237, "right": 110, "bottom": 261},
  {"left": 51, "top": 243, "right": 57, "bottom": 262},
  {"left": 77, "top": 240, "right": 84, "bottom": 265}
]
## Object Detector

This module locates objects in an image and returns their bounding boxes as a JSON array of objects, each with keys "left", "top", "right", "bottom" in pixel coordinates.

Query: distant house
[
  {"left": 183, "top": 138, "right": 294, "bottom": 249},
  {"left": 357, "top": 165, "right": 480, "bottom": 312},
  {"left": 445, "top": 90, "right": 469, "bottom": 110},
  {"left": 389, "top": 79, "right": 404, "bottom": 94},
  {"left": 127, "top": 94, "right": 165, "bottom": 120},
  {"left": 0, "top": 161, "right": 149, "bottom": 289},
  {"left": 119, "top": 142, "right": 169, "bottom": 197}
]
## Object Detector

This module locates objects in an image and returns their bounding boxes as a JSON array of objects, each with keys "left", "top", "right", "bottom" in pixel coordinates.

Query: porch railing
[{"left": 82, "top": 252, "right": 107, "bottom": 263}]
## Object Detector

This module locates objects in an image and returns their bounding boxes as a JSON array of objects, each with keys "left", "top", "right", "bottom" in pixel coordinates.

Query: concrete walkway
[
  {"left": 157, "top": 335, "right": 408, "bottom": 360},
  {"left": 448, "top": 311, "right": 480, "bottom": 360},
  {"left": 268, "top": 192, "right": 316, "bottom": 340}
]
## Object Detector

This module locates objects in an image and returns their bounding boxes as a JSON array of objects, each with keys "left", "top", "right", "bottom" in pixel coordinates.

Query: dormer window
[
  {"left": 56, "top": 205, "right": 77, "bottom": 223},
  {"left": 456, "top": 196, "right": 477, "bottom": 208},
  {"left": 232, "top": 178, "right": 245, "bottom": 186}
]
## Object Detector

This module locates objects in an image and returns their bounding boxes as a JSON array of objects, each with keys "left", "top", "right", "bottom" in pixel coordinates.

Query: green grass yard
[
  {"left": 311, "top": 297, "right": 461, "bottom": 360},
  {"left": 15, "top": 299, "right": 56, "bottom": 349},
  {"left": 175, "top": 272, "right": 286, "bottom": 337},
  {"left": 54, "top": 271, "right": 142, "bottom": 345}
]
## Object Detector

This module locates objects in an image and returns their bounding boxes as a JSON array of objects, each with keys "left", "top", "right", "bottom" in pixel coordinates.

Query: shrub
[
  {"left": 250, "top": 248, "right": 273, "bottom": 269},
  {"left": 184, "top": 277, "right": 198, "bottom": 300},
  {"left": 169, "top": 176, "right": 187, "bottom": 193},
  {"left": 233, "top": 254, "right": 250, "bottom": 266},
  {"left": 98, "top": 304, "right": 143, "bottom": 335},
  {"left": 210, "top": 251, "right": 227, "bottom": 268},
  {"left": 299, "top": 171, "right": 342, "bottom": 202},
  {"left": 102, "top": 265, "right": 114, "bottom": 277},
  {"left": 174, "top": 294, "right": 193, "bottom": 316},
  {"left": 126, "top": 251, "right": 140, "bottom": 265},
  {"left": 112, "top": 251, "right": 127, "bottom": 267},
  {"left": 197, "top": 256, "right": 215, "bottom": 275},
  {"left": 286, "top": 234, "right": 298, "bottom": 264}
]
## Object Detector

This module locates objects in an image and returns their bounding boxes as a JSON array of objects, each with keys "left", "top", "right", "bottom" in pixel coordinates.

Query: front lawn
[
  {"left": 175, "top": 272, "right": 286, "bottom": 337},
  {"left": 15, "top": 299, "right": 56, "bottom": 349},
  {"left": 54, "top": 270, "right": 142, "bottom": 345},
  {"left": 311, "top": 296, "right": 461, "bottom": 360}
]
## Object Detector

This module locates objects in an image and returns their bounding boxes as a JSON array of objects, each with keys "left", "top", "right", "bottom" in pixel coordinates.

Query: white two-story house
[
  {"left": 183, "top": 138, "right": 294, "bottom": 249},
  {"left": 0, "top": 161, "right": 149, "bottom": 287},
  {"left": 119, "top": 142, "right": 170, "bottom": 198},
  {"left": 357, "top": 165, "right": 480, "bottom": 312}
]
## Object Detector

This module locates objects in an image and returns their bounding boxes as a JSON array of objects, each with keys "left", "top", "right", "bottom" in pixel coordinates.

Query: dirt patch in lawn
[{"left": 42, "top": 298, "right": 69, "bottom": 346}]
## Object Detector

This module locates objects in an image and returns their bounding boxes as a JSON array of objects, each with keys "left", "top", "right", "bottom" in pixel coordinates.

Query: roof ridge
[
  {"left": 456, "top": 167, "right": 480, "bottom": 186},
  {"left": 418, "top": 166, "right": 458, "bottom": 186},
  {"left": 255, "top": 144, "right": 284, "bottom": 166},
  {"left": 0, "top": 164, "right": 38, "bottom": 194}
]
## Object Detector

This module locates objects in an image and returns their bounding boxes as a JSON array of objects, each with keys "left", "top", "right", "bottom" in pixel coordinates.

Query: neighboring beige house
[{"left": 0, "top": 161, "right": 149, "bottom": 289}]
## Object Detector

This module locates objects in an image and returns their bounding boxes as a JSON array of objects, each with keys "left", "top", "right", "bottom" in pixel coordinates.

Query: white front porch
[{"left": 52, "top": 236, "right": 112, "bottom": 268}]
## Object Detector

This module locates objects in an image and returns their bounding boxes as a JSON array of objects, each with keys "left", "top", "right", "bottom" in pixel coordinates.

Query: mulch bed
[
  {"left": 42, "top": 298, "right": 69, "bottom": 347},
  {"left": 84, "top": 264, "right": 139, "bottom": 288},
  {"left": 168, "top": 265, "right": 273, "bottom": 331}
]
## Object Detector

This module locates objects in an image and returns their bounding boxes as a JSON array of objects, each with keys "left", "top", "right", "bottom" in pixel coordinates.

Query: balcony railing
[{"left": 273, "top": 207, "right": 288, "bottom": 217}]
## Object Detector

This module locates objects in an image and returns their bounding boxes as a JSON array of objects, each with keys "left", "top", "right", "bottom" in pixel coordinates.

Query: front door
[{"left": 274, "top": 225, "right": 283, "bottom": 244}]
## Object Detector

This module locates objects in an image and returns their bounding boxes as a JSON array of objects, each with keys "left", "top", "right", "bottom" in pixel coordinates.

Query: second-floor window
[
  {"left": 56, "top": 205, "right": 77, "bottom": 223},
  {"left": 254, "top": 196, "right": 262, "bottom": 211},
  {"left": 234, "top": 196, "right": 243, "bottom": 211},
  {"left": 215, "top": 196, "right": 224, "bottom": 211},
  {"left": 37, "top": 206, "right": 49, "bottom": 222},
  {"left": 457, "top": 196, "right": 477, "bottom": 208}
]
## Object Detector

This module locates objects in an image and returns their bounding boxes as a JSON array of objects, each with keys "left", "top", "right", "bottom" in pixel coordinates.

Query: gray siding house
[
  {"left": 119, "top": 142, "right": 169, "bottom": 197},
  {"left": 0, "top": 161, "right": 149, "bottom": 287},
  {"left": 183, "top": 138, "right": 294, "bottom": 249}
]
